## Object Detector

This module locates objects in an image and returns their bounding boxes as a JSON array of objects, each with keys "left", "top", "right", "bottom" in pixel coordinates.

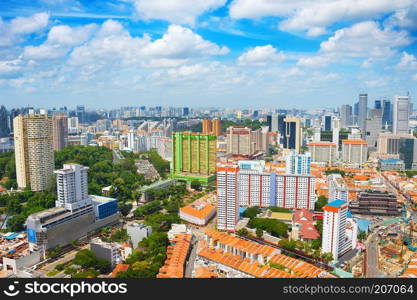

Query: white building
[
  {"left": 327, "top": 174, "right": 348, "bottom": 202},
  {"left": 54, "top": 164, "right": 91, "bottom": 211},
  {"left": 322, "top": 200, "right": 354, "bottom": 261},
  {"left": 285, "top": 151, "right": 311, "bottom": 175},
  {"left": 393, "top": 95, "right": 410, "bottom": 134}
]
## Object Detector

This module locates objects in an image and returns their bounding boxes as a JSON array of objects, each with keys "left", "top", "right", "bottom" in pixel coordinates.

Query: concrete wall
[{"left": 3, "top": 251, "right": 42, "bottom": 273}]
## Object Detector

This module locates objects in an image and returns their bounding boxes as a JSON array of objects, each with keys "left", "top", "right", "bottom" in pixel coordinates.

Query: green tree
[
  {"left": 315, "top": 195, "right": 328, "bottom": 211},
  {"left": 236, "top": 228, "right": 249, "bottom": 237},
  {"left": 243, "top": 206, "right": 260, "bottom": 219},
  {"left": 256, "top": 227, "right": 263, "bottom": 239}
]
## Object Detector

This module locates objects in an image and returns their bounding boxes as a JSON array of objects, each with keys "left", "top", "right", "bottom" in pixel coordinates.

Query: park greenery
[
  {"left": 324, "top": 169, "right": 346, "bottom": 177},
  {"left": 116, "top": 232, "right": 169, "bottom": 278},
  {"left": 247, "top": 218, "right": 288, "bottom": 238},
  {"left": 71, "top": 249, "right": 111, "bottom": 278},
  {"left": 221, "top": 119, "right": 267, "bottom": 132},
  {"left": 315, "top": 195, "right": 328, "bottom": 211}
]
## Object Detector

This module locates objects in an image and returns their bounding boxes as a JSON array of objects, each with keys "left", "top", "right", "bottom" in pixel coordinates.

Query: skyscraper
[
  {"left": 76, "top": 105, "right": 86, "bottom": 124},
  {"left": 340, "top": 104, "right": 352, "bottom": 128},
  {"left": 0, "top": 106, "right": 9, "bottom": 138},
  {"left": 358, "top": 93, "right": 368, "bottom": 134},
  {"left": 52, "top": 114, "right": 68, "bottom": 151},
  {"left": 382, "top": 99, "right": 392, "bottom": 126},
  {"left": 393, "top": 95, "right": 410, "bottom": 134},
  {"left": 14, "top": 114, "right": 54, "bottom": 191},
  {"left": 283, "top": 117, "right": 301, "bottom": 152},
  {"left": 324, "top": 115, "right": 332, "bottom": 131}
]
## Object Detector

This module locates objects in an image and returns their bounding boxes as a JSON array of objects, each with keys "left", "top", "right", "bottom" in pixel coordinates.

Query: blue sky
[{"left": 1, "top": 0, "right": 417, "bottom": 109}]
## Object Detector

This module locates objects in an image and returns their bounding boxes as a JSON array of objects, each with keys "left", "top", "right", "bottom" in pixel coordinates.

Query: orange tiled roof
[
  {"left": 180, "top": 201, "right": 216, "bottom": 220},
  {"left": 111, "top": 264, "right": 130, "bottom": 278},
  {"left": 194, "top": 266, "right": 218, "bottom": 278},
  {"left": 342, "top": 139, "right": 367, "bottom": 145},
  {"left": 157, "top": 234, "right": 192, "bottom": 278}
]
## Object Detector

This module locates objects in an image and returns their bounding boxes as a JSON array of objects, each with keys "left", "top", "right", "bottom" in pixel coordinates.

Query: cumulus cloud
[
  {"left": 237, "top": 45, "right": 284, "bottom": 66},
  {"left": 229, "top": 0, "right": 413, "bottom": 35},
  {"left": 23, "top": 24, "right": 97, "bottom": 60},
  {"left": 69, "top": 21, "right": 228, "bottom": 67},
  {"left": 385, "top": 2, "right": 417, "bottom": 29},
  {"left": 0, "top": 59, "right": 24, "bottom": 78},
  {"left": 298, "top": 21, "right": 411, "bottom": 67},
  {"left": 396, "top": 52, "right": 417, "bottom": 70},
  {"left": 0, "top": 13, "right": 49, "bottom": 46},
  {"left": 132, "top": 0, "right": 226, "bottom": 25}
]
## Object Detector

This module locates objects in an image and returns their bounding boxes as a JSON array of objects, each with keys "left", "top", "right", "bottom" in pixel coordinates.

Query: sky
[{"left": 1, "top": 0, "right": 417, "bottom": 109}]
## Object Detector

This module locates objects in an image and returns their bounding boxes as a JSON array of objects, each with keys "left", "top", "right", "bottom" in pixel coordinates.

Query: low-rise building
[
  {"left": 378, "top": 158, "right": 405, "bottom": 171},
  {"left": 157, "top": 234, "right": 192, "bottom": 278},
  {"left": 307, "top": 142, "right": 337, "bottom": 166},
  {"left": 342, "top": 139, "right": 368, "bottom": 166},
  {"left": 126, "top": 223, "right": 152, "bottom": 247},
  {"left": 179, "top": 200, "right": 216, "bottom": 226},
  {"left": 349, "top": 191, "right": 402, "bottom": 216},
  {"left": 90, "top": 237, "right": 120, "bottom": 268}
]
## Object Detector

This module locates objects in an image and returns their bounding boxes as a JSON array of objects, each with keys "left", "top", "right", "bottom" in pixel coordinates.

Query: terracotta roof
[
  {"left": 180, "top": 201, "right": 216, "bottom": 220},
  {"left": 342, "top": 139, "right": 367, "bottom": 145},
  {"left": 194, "top": 266, "right": 218, "bottom": 278},
  {"left": 111, "top": 264, "right": 130, "bottom": 278},
  {"left": 157, "top": 234, "right": 192, "bottom": 278}
]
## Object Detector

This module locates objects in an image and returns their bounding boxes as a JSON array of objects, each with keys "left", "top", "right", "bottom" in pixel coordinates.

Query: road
[
  {"left": 366, "top": 234, "right": 383, "bottom": 278},
  {"left": 185, "top": 239, "right": 198, "bottom": 278}
]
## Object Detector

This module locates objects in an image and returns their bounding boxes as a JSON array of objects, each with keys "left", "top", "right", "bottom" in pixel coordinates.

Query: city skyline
[{"left": 0, "top": 1, "right": 417, "bottom": 108}]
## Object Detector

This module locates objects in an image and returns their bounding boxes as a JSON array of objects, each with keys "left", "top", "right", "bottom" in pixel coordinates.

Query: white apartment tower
[
  {"left": 322, "top": 200, "right": 350, "bottom": 261},
  {"left": 54, "top": 163, "right": 91, "bottom": 211},
  {"left": 393, "top": 95, "right": 410, "bottom": 134},
  {"left": 14, "top": 114, "right": 54, "bottom": 191},
  {"left": 216, "top": 164, "right": 239, "bottom": 231}
]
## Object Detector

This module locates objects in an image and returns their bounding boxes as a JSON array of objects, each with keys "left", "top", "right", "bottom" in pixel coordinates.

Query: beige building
[
  {"left": 377, "top": 132, "right": 413, "bottom": 155},
  {"left": 341, "top": 139, "right": 368, "bottom": 166},
  {"left": 52, "top": 114, "right": 68, "bottom": 151},
  {"left": 14, "top": 114, "right": 54, "bottom": 191},
  {"left": 307, "top": 142, "right": 337, "bottom": 165}
]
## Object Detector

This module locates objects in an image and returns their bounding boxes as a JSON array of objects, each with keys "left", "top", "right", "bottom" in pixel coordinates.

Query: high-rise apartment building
[
  {"left": 14, "top": 114, "right": 54, "bottom": 191},
  {"left": 322, "top": 200, "right": 355, "bottom": 261},
  {"left": 393, "top": 95, "right": 410, "bottom": 134},
  {"left": 68, "top": 117, "right": 79, "bottom": 135},
  {"left": 52, "top": 114, "right": 68, "bottom": 151},
  {"left": 216, "top": 160, "right": 316, "bottom": 231},
  {"left": 285, "top": 152, "right": 311, "bottom": 175},
  {"left": 54, "top": 164, "right": 90, "bottom": 211},
  {"left": 0, "top": 106, "right": 9, "bottom": 138},
  {"left": 307, "top": 142, "right": 337, "bottom": 165},
  {"left": 202, "top": 119, "right": 222, "bottom": 136},
  {"left": 171, "top": 132, "right": 217, "bottom": 184},
  {"left": 283, "top": 117, "right": 301, "bottom": 152},
  {"left": 341, "top": 139, "right": 368, "bottom": 166},
  {"left": 76, "top": 105, "right": 86, "bottom": 124},
  {"left": 327, "top": 174, "right": 348, "bottom": 202}
]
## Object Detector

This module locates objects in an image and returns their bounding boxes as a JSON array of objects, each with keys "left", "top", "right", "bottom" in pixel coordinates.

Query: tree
[
  {"left": 315, "top": 195, "right": 328, "bottom": 211},
  {"left": 190, "top": 180, "right": 202, "bottom": 191},
  {"left": 321, "top": 252, "right": 333, "bottom": 263},
  {"left": 73, "top": 249, "right": 98, "bottom": 269},
  {"left": 119, "top": 202, "right": 133, "bottom": 217},
  {"left": 236, "top": 228, "right": 249, "bottom": 237},
  {"left": 243, "top": 206, "right": 260, "bottom": 219},
  {"left": 358, "top": 232, "right": 367, "bottom": 241},
  {"left": 256, "top": 227, "right": 263, "bottom": 239},
  {"left": 7, "top": 214, "right": 26, "bottom": 231}
]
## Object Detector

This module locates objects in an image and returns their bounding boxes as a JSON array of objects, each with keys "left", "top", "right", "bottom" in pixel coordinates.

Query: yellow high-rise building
[{"left": 14, "top": 114, "right": 54, "bottom": 191}]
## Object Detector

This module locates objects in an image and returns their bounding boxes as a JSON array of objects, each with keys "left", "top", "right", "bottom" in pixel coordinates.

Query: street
[{"left": 366, "top": 234, "right": 383, "bottom": 278}]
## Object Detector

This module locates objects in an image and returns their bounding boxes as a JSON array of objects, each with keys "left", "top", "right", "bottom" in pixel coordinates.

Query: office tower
[
  {"left": 327, "top": 174, "right": 348, "bottom": 202},
  {"left": 171, "top": 132, "right": 216, "bottom": 184},
  {"left": 52, "top": 114, "right": 68, "bottom": 151},
  {"left": 9, "top": 108, "right": 21, "bottom": 133},
  {"left": 307, "top": 142, "right": 337, "bottom": 165},
  {"left": 332, "top": 117, "right": 340, "bottom": 146},
  {"left": 382, "top": 99, "right": 392, "bottom": 127},
  {"left": 182, "top": 107, "right": 189, "bottom": 116},
  {"left": 377, "top": 132, "right": 413, "bottom": 155},
  {"left": 341, "top": 139, "right": 368, "bottom": 166},
  {"left": 283, "top": 117, "right": 301, "bottom": 152},
  {"left": 322, "top": 200, "right": 351, "bottom": 261},
  {"left": 68, "top": 117, "right": 79, "bottom": 135},
  {"left": 267, "top": 114, "right": 279, "bottom": 132},
  {"left": 399, "top": 137, "right": 417, "bottom": 170},
  {"left": 76, "top": 105, "right": 86, "bottom": 124},
  {"left": 0, "top": 106, "right": 9, "bottom": 138},
  {"left": 393, "top": 95, "right": 410, "bottom": 134},
  {"left": 365, "top": 115, "right": 382, "bottom": 151},
  {"left": 285, "top": 152, "right": 311, "bottom": 175},
  {"left": 14, "top": 114, "right": 54, "bottom": 191},
  {"left": 358, "top": 93, "right": 368, "bottom": 134},
  {"left": 55, "top": 164, "right": 90, "bottom": 211},
  {"left": 375, "top": 100, "right": 382, "bottom": 110},
  {"left": 340, "top": 104, "right": 352, "bottom": 128},
  {"left": 324, "top": 115, "right": 332, "bottom": 131},
  {"left": 278, "top": 115, "right": 286, "bottom": 144},
  {"left": 216, "top": 163, "right": 239, "bottom": 231}
]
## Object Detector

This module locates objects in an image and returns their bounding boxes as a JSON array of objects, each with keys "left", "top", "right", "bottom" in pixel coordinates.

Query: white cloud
[
  {"left": 0, "top": 59, "right": 23, "bottom": 77},
  {"left": 386, "top": 2, "right": 417, "bottom": 29},
  {"left": 0, "top": 13, "right": 49, "bottom": 46},
  {"left": 229, "top": 0, "right": 413, "bottom": 35},
  {"left": 396, "top": 52, "right": 417, "bottom": 70},
  {"left": 132, "top": 0, "right": 226, "bottom": 25},
  {"left": 69, "top": 21, "right": 228, "bottom": 67},
  {"left": 413, "top": 74, "right": 417, "bottom": 81},
  {"left": 237, "top": 45, "right": 284, "bottom": 66},
  {"left": 297, "top": 21, "right": 411, "bottom": 67},
  {"left": 23, "top": 24, "right": 97, "bottom": 60}
]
